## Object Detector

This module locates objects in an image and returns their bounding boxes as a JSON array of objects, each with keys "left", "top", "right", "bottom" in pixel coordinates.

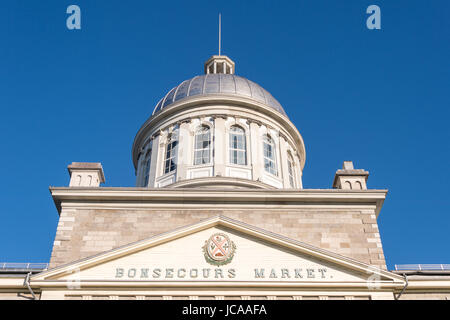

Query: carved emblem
[{"left": 202, "top": 233, "right": 236, "bottom": 266}]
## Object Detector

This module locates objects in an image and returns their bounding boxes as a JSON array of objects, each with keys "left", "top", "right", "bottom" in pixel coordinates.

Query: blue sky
[{"left": 0, "top": 0, "right": 448, "bottom": 270}]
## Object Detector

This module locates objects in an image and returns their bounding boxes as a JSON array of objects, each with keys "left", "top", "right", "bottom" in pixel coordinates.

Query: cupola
[{"left": 204, "top": 55, "right": 235, "bottom": 74}]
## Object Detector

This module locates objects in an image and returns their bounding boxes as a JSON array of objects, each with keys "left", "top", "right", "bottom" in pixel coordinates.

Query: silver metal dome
[{"left": 152, "top": 74, "right": 287, "bottom": 117}]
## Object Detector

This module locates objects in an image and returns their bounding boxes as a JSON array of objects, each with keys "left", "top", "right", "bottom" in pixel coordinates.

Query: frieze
[{"left": 113, "top": 267, "right": 330, "bottom": 280}]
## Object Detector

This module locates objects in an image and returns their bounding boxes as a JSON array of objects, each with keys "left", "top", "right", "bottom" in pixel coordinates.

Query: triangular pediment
[{"left": 32, "top": 215, "right": 403, "bottom": 287}]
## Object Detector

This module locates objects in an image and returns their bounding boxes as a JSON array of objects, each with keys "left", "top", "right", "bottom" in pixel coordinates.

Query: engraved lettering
[
  {"left": 177, "top": 268, "right": 186, "bottom": 278},
  {"left": 140, "top": 268, "right": 149, "bottom": 278},
  {"left": 202, "top": 268, "right": 211, "bottom": 278},
  {"left": 318, "top": 268, "right": 327, "bottom": 278},
  {"left": 115, "top": 268, "right": 124, "bottom": 278},
  {"left": 294, "top": 268, "right": 303, "bottom": 278},
  {"left": 215, "top": 269, "right": 224, "bottom": 278},
  {"left": 254, "top": 268, "right": 265, "bottom": 278},
  {"left": 281, "top": 268, "right": 290, "bottom": 278},
  {"left": 269, "top": 268, "right": 277, "bottom": 278},
  {"left": 165, "top": 268, "right": 174, "bottom": 278},
  {"left": 152, "top": 268, "right": 161, "bottom": 278},
  {"left": 128, "top": 268, "right": 136, "bottom": 278},
  {"left": 190, "top": 269, "right": 198, "bottom": 278}
]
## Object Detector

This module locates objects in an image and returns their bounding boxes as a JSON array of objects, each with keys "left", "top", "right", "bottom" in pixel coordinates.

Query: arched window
[
  {"left": 194, "top": 126, "right": 211, "bottom": 165},
  {"left": 142, "top": 149, "right": 152, "bottom": 186},
  {"left": 263, "top": 134, "right": 277, "bottom": 175},
  {"left": 287, "top": 153, "right": 295, "bottom": 188},
  {"left": 229, "top": 126, "right": 247, "bottom": 165},
  {"left": 164, "top": 134, "right": 178, "bottom": 174}
]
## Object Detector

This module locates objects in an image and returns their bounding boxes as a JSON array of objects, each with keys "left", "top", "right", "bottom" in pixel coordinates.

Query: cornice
[
  {"left": 49, "top": 187, "right": 387, "bottom": 216},
  {"left": 29, "top": 280, "right": 403, "bottom": 290}
]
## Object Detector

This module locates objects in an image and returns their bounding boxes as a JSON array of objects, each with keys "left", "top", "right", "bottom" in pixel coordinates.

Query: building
[{"left": 1, "top": 54, "right": 449, "bottom": 300}]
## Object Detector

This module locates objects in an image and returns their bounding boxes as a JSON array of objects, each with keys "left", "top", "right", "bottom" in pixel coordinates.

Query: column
[
  {"left": 279, "top": 134, "right": 291, "bottom": 188},
  {"left": 135, "top": 151, "right": 143, "bottom": 186},
  {"left": 153, "top": 131, "right": 166, "bottom": 185},
  {"left": 295, "top": 152, "right": 303, "bottom": 189},
  {"left": 273, "top": 129, "right": 283, "bottom": 182},
  {"left": 148, "top": 134, "right": 160, "bottom": 187}
]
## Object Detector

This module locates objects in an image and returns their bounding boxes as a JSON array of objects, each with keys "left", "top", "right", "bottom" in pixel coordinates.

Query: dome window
[
  {"left": 142, "top": 148, "right": 152, "bottom": 187},
  {"left": 194, "top": 126, "right": 211, "bottom": 165},
  {"left": 263, "top": 135, "right": 277, "bottom": 176},
  {"left": 229, "top": 126, "right": 247, "bottom": 165},
  {"left": 164, "top": 134, "right": 178, "bottom": 174}
]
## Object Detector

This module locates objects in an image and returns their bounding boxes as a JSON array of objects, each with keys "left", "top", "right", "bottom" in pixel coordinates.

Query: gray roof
[{"left": 152, "top": 74, "right": 286, "bottom": 116}]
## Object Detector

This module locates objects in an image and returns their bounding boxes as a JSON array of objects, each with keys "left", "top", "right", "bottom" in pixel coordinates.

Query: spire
[
  {"left": 219, "top": 13, "right": 221, "bottom": 56},
  {"left": 204, "top": 14, "right": 235, "bottom": 74}
]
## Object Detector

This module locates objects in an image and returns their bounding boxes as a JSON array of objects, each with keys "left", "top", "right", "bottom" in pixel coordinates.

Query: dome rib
[
  {"left": 232, "top": 74, "right": 237, "bottom": 93},
  {"left": 201, "top": 74, "right": 207, "bottom": 94}
]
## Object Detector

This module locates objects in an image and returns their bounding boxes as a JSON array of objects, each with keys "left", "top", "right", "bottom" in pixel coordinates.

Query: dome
[
  {"left": 132, "top": 55, "right": 306, "bottom": 190},
  {"left": 152, "top": 74, "right": 287, "bottom": 117}
]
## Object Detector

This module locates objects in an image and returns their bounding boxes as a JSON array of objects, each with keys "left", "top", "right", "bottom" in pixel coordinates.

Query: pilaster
[
  {"left": 213, "top": 115, "right": 226, "bottom": 176},
  {"left": 279, "top": 136, "right": 291, "bottom": 188},
  {"left": 249, "top": 120, "right": 262, "bottom": 181},
  {"left": 177, "top": 119, "right": 192, "bottom": 180},
  {"left": 147, "top": 134, "right": 160, "bottom": 187}
]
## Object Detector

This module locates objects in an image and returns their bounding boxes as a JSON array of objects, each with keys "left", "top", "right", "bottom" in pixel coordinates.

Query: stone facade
[{"left": 49, "top": 202, "right": 386, "bottom": 270}]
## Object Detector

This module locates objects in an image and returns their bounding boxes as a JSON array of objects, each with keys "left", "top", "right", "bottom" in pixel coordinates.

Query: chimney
[
  {"left": 67, "top": 162, "right": 105, "bottom": 187},
  {"left": 332, "top": 161, "right": 369, "bottom": 190}
]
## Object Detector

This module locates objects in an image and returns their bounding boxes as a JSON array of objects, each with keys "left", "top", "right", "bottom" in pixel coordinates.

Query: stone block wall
[{"left": 49, "top": 206, "right": 386, "bottom": 270}]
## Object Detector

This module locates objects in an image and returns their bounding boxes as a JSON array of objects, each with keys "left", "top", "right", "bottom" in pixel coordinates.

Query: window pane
[
  {"left": 231, "top": 136, "right": 237, "bottom": 149},
  {"left": 143, "top": 152, "right": 151, "bottom": 186},
  {"left": 237, "top": 151, "right": 245, "bottom": 165}
]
